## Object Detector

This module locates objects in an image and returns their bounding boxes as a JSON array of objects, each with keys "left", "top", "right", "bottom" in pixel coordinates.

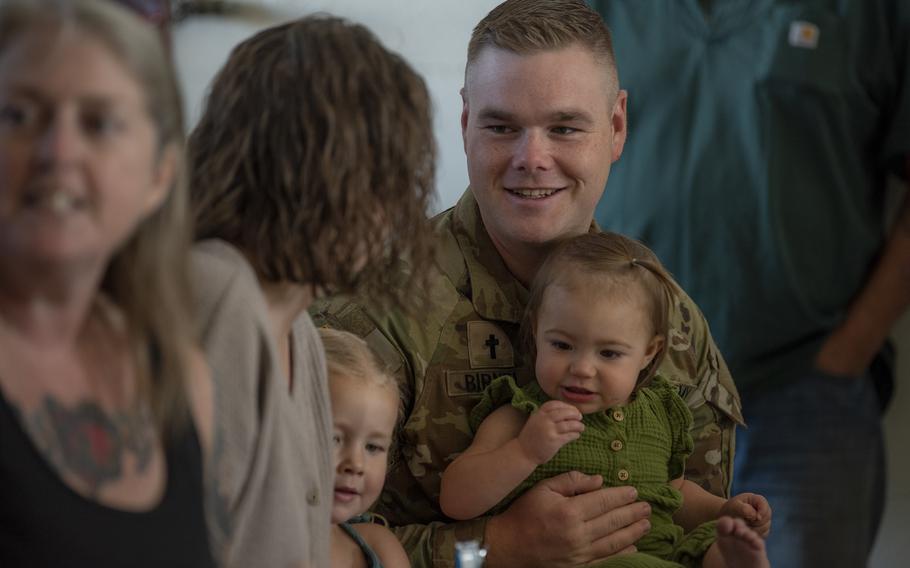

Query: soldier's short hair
[
  {"left": 524, "top": 232, "right": 681, "bottom": 386},
  {"left": 466, "top": 0, "right": 618, "bottom": 95},
  {"left": 189, "top": 16, "right": 435, "bottom": 308}
]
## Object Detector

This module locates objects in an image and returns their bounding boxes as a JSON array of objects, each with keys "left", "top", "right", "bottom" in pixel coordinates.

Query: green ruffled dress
[{"left": 470, "top": 375, "right": 716, "bottom": 568}]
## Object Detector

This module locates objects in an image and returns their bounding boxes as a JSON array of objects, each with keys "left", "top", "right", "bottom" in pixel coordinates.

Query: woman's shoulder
[
  {"left": 190, "top": 240, "right": 259, "bottom": 296},
  {"left": 190, "top": 240, "right": 269, "bottom": 333},
  {"left": 188, "top": 239, "right": 274, "bottom": 413}
]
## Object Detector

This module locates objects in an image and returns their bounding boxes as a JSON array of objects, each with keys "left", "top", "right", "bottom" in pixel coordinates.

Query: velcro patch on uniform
[
  {"left": 364, "top": 329, "right": 403, "bottom": 375},
  {"left": 446, "top": 369, "right": 515, "bottom": 397},
  {"left": 467, "top": 320, "right": 514, "bottom": 368}
]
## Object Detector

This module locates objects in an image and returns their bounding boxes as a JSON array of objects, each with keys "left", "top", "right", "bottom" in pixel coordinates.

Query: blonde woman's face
[
  {"left": 329, "top": 374, "right": 398, "bottom": 524},
  {"left": 0, "top": 29, "right": 173, "bottom": 270}
]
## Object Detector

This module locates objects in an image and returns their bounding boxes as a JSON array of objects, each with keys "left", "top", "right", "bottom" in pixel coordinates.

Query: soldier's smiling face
[{"left": 461, "top": 43, "right": 627, "bottom": 254}]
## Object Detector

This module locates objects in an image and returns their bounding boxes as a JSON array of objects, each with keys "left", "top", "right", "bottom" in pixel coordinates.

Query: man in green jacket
[{"left": 591, "top": 1, "right": 910, "bottom": 566}]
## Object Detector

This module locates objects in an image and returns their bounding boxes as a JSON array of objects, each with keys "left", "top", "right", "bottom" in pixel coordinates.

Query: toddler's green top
[{"left": 470, "top": 375, "right": 716, "bottom": 567}]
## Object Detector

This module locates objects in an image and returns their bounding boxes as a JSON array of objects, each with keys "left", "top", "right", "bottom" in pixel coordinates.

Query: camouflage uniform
[{"left": 310, "top": 190, "right": 744, "bottom": 568}]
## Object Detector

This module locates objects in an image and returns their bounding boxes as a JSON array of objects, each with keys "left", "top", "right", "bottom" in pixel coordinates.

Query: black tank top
[{"left": 0, "top": 388, "right": 214, "bottom": 568}]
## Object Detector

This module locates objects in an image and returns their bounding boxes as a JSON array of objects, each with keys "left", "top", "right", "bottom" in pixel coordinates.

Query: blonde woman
[{"left": 0, "top": 1, "right": 213, "bottom": 566}]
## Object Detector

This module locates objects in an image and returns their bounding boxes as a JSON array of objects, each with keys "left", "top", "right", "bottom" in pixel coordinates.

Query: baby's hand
[
  {"left": 720, "top": 492, "right": 772, "bottom": 537},
  {"left": 517, "top": 400, "right": 585, "bottom": 465}
]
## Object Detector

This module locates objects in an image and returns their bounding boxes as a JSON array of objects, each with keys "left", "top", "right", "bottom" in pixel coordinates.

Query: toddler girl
[
  {"left": 440, "top": 232, "right": 771, "bottom": 568},
  {"left": 322, "top": 328, "right": 410, "bottom": 568}
]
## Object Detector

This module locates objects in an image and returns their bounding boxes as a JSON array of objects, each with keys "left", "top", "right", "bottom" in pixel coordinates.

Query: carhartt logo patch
[
  {"left": 446, "top": 369, "right": 514, "bottom": 397},
  {"left": 788, "top": 21, "right": 819, "bottom": 49},
  {"left": 467, "top": 321, "right": 514, "bottom": 368}
]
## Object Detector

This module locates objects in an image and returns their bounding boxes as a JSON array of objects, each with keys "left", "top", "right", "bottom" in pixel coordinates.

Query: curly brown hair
[
  {"left": 466, "top": 0, "right": 618, "bottom": 97},
  {"left": 524, "top": 231, "right": 681, "bottom": 385},
  {"left": 189, "top": 15, "right": 435, "bottom": 306}
]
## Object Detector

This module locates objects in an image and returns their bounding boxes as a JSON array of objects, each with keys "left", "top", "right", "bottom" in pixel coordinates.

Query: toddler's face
[
  {"left": 534, "top": 279, "right": 661, "bottom": 414},
  {"left": 329, "top": 374, "right": 398, "bottom": 523}
]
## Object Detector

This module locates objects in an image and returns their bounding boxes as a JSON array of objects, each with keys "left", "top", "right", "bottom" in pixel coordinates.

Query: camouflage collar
[{"left": 450, "top": 189, "right": 528, "bottom": 323}]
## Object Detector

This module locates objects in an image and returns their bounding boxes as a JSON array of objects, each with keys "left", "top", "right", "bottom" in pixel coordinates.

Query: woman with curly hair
[{"left": 188, "top": 15, "right": 436, "bottom": 567}]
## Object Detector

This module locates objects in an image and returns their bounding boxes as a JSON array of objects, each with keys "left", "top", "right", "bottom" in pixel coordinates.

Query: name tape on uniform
[{"left": 446, "top": 369, "right": 515, "bottom": 397}]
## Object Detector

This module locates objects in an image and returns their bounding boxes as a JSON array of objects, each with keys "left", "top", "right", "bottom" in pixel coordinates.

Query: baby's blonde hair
[{"left": 319, "top": 328, "right": 398, "bottom": 396}]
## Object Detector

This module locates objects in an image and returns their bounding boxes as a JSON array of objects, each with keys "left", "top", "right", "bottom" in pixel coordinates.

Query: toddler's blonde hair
[{"left": 320, "top": 328, "right": 398, "bottom": 396}]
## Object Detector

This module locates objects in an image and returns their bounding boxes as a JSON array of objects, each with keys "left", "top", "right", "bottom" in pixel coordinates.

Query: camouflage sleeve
[{"left": 664, "top": 292, "right": 744, "bottom": 499}]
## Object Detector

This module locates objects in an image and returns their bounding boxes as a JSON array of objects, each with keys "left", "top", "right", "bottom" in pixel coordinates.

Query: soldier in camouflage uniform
[{"left": 311, "top": 1, "right": 743, "bottom": 566}]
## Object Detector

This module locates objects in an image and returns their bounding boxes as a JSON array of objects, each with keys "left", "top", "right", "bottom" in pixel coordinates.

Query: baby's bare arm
[
  {"left": 674, "top": 477, "right": 772, "bottom": 537},
  {"left": 439, "top": 402, "right": 583, "bottom": 520},
  {"left": 673, "top": 477, "right": 725, "bottom": 532}
]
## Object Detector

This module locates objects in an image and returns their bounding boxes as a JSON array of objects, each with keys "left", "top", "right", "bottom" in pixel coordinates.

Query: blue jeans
[{"left": 732, "top": 370, "right": 885, "bottom": 568}]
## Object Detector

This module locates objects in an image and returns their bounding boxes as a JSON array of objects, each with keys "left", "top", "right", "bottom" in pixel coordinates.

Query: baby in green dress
[{"left": 440, "top": 232, "right": 770, "bottom": 568}]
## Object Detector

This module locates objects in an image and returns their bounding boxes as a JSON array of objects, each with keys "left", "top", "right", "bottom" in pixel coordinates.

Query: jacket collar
[
  {"left": 445, "top": 188, "right": 600, "bottom": 323},
  {"left": 450, "top": 189, "right": 528, "bottom": 323}
]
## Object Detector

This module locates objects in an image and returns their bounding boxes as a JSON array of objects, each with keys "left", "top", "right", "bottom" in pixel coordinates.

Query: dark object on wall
[
  {"left": 115, "top": 0, "right": 170, "bottom": 25},
  {"left": 112, "top": 0, "right": 172, "bottom": 48},
  {"left": 169, "top": 1, "right": 276, "bottom": 22}
]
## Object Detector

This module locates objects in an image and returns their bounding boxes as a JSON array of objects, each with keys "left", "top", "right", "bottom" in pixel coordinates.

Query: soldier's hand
[
  {"left": 517, "top": 400, "right": 584, "bottom": 465},
  {"left": 483, "top": 471, "right": 651, "bottom": 568},
  {"left": 720, "top": 493, "right": 772, "bottom": 537}
]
